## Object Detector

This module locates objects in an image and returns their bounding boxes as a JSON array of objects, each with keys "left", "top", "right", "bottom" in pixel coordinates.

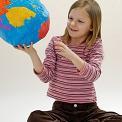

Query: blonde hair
[{"left": 62, "top": 0, "right": 102, "bottom": 48}]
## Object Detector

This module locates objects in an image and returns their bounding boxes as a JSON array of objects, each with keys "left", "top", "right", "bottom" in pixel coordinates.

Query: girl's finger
[
  {"left": 17, "top": 45, "right": 24, "bottom": 50},
  {"left": 23, "top": 44, "right": 27, "bottom": 49},
  {"left": 59, "top": 41, "right": 66, "bottom": 47},
  {"left": 30, "top": 42, "right": 33, "bottom": 47},
  {"left": 55, "top": 45, "right": 61, "bottom": 50},
  {"left": 55, "top": 43, "right": 64, "bottom": 50},
  {"left": 55, "top": 42, "right": 66, "bottom": 49},
  {"left": 55, "top": 47, "right": 64, "bottom": 52}
]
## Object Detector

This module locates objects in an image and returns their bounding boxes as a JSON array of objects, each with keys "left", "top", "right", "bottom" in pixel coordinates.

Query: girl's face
[{"left": 67, "top": 7, "right": 92, "bottom": 41}]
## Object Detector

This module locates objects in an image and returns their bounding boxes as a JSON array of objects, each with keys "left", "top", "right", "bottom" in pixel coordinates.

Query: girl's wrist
[
  {"left": 29, "top": 51, "right": 37, "bottom": 57},
  {"left": 68, "top": 51, "right": 76, "bottom": 61}
]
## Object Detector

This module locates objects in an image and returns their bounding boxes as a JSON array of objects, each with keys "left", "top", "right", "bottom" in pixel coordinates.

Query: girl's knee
[
  {"left": 27, "top": 110, "right": 42, "bottom": 122},
  {"left": 103, "top": 115, "right": 122, "bottom": 122}
]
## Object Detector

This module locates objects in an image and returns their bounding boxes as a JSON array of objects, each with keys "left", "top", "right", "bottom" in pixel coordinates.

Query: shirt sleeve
[
  {"left": 34, "top": 36, "right": 57, "bottom": 83},
  {"left": 78, "top": 39, "right": 104, "bottom": 82}
]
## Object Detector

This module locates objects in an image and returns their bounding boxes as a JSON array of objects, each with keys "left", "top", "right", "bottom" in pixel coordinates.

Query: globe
[{"left": 0, "top": 0, "right": 50, "bottom": 46}]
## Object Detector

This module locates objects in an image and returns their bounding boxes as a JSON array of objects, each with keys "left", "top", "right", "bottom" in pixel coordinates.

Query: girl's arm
[
  {"left": 16, "top": 37, "right": 57, "bottom": 83},
  {"left": 29, "top": 51, "right": 44, "bottom": 74},
  {"left": 69, "top": 39, "right": 104, "bottom": 81},
  {"left": 54, "top": 38, "right": 103, "bottom": 82},
  {"left": 68, "top": 51, "right": 85, "bottom": 71}
]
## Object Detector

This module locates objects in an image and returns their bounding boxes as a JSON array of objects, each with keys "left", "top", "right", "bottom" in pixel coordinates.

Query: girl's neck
[{"left": 70, "top": 37, "right": 86, "bottom": 46}]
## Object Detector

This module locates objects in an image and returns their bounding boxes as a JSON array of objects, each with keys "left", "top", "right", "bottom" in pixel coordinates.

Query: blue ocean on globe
[{"left": 0, "top": 0, "right": 50, "bottom": 46}]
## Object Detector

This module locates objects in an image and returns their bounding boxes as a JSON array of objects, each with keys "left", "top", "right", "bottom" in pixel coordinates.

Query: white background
[{"left": 0, "top": 0, "right": 122, "bottom": 122}]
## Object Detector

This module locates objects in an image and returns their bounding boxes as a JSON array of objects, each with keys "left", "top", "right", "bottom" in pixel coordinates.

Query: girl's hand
[
  {"left": 54, "top": 39, "right": 74, "bottom": 60},
  {"left": 15, "top": 42, "right": 37, "bottom": 56}
]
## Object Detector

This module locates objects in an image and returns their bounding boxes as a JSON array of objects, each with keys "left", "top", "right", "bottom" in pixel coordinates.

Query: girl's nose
[{"left": 70, "top": 21, "right": 76, "bottom": 26}]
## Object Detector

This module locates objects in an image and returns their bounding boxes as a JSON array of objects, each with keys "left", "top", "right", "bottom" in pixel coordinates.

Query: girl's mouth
[{"left": 69, "top": 27, "right": 78, "bottom": 31}]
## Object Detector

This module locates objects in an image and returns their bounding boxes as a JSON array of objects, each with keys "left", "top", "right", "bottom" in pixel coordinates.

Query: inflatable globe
[{"left": 0, "top": 0, "right": 50, "bottom": 46}]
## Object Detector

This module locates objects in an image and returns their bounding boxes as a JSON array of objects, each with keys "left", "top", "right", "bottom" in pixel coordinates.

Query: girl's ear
[
  {"left": 90, "top": 24, "right": 93, "bottom": 31},
  {"left": 90, "top": 28, "right": 93, "bottom": 31}
]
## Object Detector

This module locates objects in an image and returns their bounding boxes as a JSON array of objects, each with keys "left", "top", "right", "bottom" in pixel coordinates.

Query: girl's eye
[
  {"left": 78, "top": 20, "right": 84, "bottom": 23},
  {"left": 68, "top": 17, "right": 73, "bottom": 20}
]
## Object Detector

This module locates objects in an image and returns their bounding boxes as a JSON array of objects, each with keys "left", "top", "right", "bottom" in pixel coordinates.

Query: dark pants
[{"left": 27, "top": 101, "right": 122, "bottom": 122}]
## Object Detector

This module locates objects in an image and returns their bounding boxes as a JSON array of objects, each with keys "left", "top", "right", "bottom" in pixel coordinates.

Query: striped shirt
[{"left": 34, "top": 36, "right": 103, "bottom": 103}]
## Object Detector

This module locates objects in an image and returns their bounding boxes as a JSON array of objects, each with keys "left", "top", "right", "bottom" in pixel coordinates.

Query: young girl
[{"left": 17, "top": 0, "right": 122, "bottom": 121}]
